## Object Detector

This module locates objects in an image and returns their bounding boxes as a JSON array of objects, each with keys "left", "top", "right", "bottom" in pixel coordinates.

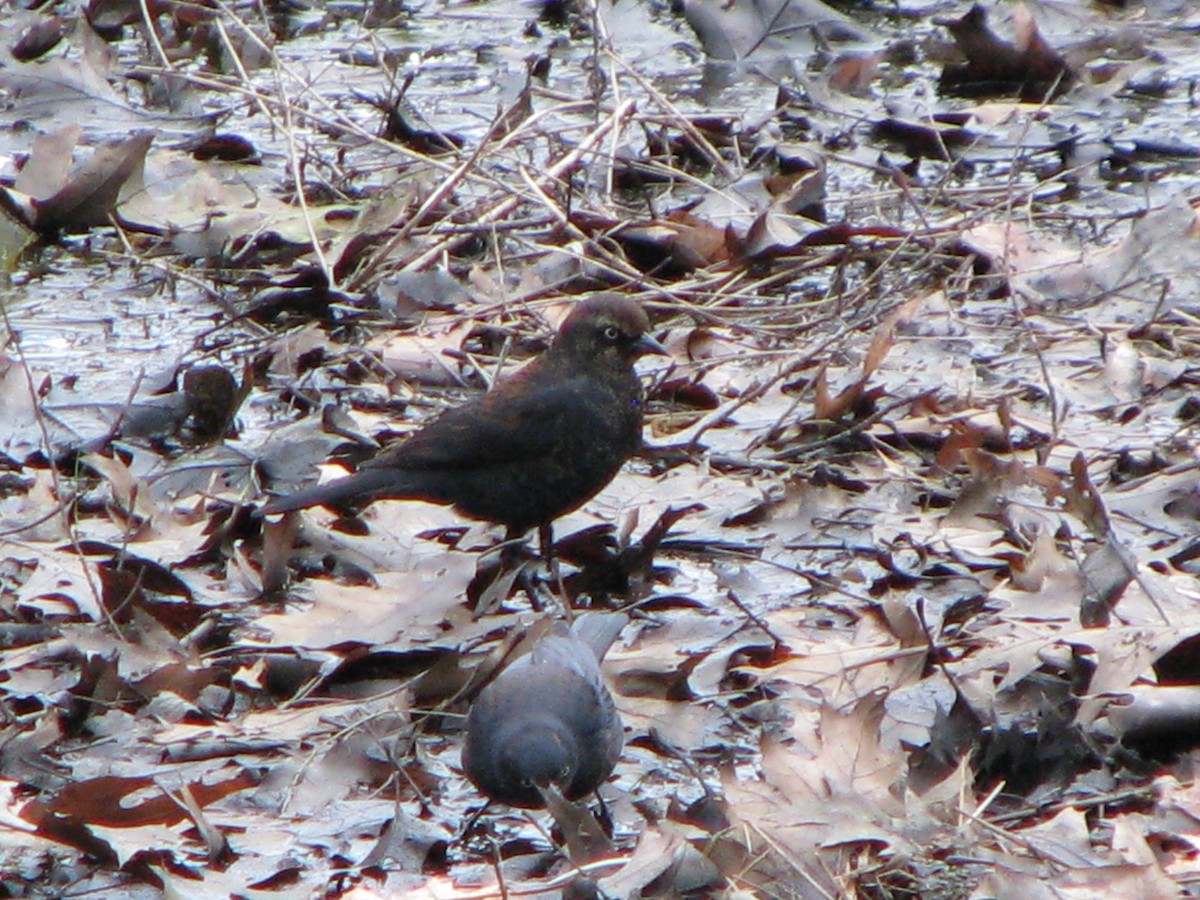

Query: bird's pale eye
[
  {"left": 602, "top": 325, "right": 620, "bottom": 341},
  {"left": 558, "top": 764, "right": 571, "bottom": 781}
]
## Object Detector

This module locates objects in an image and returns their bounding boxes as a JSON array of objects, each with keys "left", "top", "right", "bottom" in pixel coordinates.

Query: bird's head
[
  {"left": 497, "top": 726, "right": 578, "bottom": 808},
  {"left": 552, "top": 295, "right": 667, "bottom": 371}
]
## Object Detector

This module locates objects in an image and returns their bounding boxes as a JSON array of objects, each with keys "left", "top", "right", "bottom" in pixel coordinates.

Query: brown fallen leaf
[
  {"left": 24, "top": 769, "right": 256, "bottom": 830},
  {"left": 9, "top": 129, "right": 156, "bottom": 234},
  {"left": 938, "top": 4, "right": 1075, "bottom": 101}
]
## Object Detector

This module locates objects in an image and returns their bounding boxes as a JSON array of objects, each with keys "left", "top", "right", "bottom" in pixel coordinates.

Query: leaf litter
[{"left": 3, "top": 0, "right": 1200, "bottom": 897}]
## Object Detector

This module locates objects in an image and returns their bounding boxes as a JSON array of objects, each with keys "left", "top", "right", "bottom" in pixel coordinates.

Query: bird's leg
[
  {"left": 593, "top": 790, "right": 615, "bottom": 838},
  {"left": 497, "top": 526, "right": 550, "bottom": 611},
  {"left": 501, "top": 526, "right": 528, "bottom": 567},
  {"left": 460, "top": 801, "right": 493, "bottom": 841},
  {"left": 538, "top": 524, "right": 572, "bottom": 615},
  {"left": 467, "top": 531, "right": 537, "bottom": 615}
]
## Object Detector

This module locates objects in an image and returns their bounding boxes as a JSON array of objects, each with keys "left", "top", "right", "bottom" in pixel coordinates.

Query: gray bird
[{"left": 463, "top": 613, "right": 626, "bottom": 809}]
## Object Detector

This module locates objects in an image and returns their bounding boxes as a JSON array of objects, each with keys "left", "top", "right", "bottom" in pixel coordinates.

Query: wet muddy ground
[{"left": 4, "top": 0, "right": 1200, "bottom": 897}]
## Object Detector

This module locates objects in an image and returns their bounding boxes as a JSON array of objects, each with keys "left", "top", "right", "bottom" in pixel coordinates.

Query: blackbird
[
  {"left": 260, "top": 295, "right": 665, "bottom": 552},
  {"left": 462, "top": 612, "right": 626, "bottom": 808}
]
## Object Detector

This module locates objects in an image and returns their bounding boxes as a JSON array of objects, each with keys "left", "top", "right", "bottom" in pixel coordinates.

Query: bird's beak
[{"left": 634, "top": 333, "right": 669, "bottom": 357}]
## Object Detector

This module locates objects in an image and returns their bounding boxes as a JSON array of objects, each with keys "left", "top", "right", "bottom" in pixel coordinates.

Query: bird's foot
[{"left": 467, "top": 537, "right": 549, "bottom": 615}]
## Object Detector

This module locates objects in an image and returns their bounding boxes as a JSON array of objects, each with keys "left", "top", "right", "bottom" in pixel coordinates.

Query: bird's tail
[
  {"left": 258, "top": 467, "right": 401, "bottom": 515},
  {"left": 570, "top": 611, "right": 628, "bottom": 661}
]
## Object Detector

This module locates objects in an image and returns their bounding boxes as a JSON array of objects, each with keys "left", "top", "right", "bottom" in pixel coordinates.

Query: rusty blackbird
[
  {"left": 462, "top": 612, "right": 626, "bottom": 808},
  {"left": 260, "top": 295, "right": 665, "bottom": 552}
]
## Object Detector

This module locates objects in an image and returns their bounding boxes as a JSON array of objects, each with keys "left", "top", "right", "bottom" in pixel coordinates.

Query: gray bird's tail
[{"left": 570, "top": 611, "right": 628, "bottom": 661}]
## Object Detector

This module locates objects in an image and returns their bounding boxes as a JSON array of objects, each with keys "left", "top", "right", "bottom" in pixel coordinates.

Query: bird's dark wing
[{"left": 365, "top": 372, "right": 610, "bottom": 472}]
